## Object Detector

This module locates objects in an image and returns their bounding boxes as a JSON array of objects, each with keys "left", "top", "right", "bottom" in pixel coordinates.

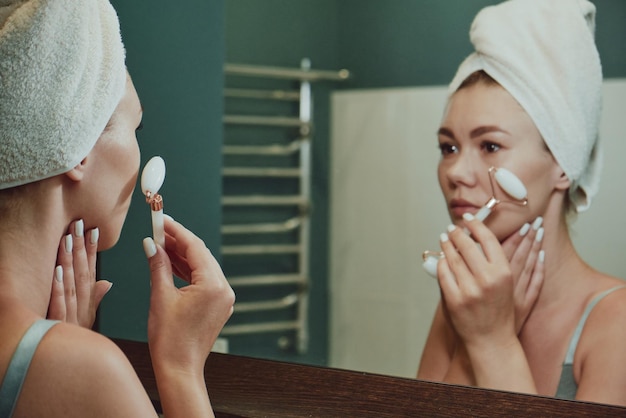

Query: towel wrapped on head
[
  {"left": 0, "top": 0, "right": 126, "bottom": 189},
  {"left": 448, "top": 0, "right": 603, "bottom": 212}
]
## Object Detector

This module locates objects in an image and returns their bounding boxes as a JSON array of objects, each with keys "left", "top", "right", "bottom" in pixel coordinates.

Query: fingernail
[
  {"left": 164, "top": 213, "right": 174, "bottom": 221},
  {"left": 55, "top": 265, "right": 63, "bottom": 282},
  {"left": 462, "top": 212, "right": 474, "bottom": 222},
  {"left": 535, "top": 227, "right": 544, "bottom": 242},
  {"left": 65, "top": 234, "right": 73, "bottom": 253},
  {"left": 440, "top": 232, "right": 449, "bottom": 242},
  {"left": 519, "top": 223, "right": 530, "bottom": 236},
  {"left": 106, "top": 281, "right": 113, "bottom": 293},
  {"left": 90, "top": 228, "right": 99, "bottom": 245},
  {"left": 539, "top": 250, "right": 545, "bottom": 263},
  {"left": 75, "top": 219, "right": 84, "bottom": 237},
  {"left": 447, "top": 224, "right": 457, "bottom": 233},
  {"left": 143, "top": 237, "right": 157, "bottom": 258},
  {"left": 532, "top": 216, "right": 543, "bottom": 230}
]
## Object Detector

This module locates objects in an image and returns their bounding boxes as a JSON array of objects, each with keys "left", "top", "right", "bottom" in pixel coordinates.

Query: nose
[{"left": 442, "top": 151, "right": 481, "bottom": 189}]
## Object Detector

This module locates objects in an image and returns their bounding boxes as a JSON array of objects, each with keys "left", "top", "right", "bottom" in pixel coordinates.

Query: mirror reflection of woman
[
  {"left": 417, "top": 0, "right": 626, "bottom": 406},
  {"left": 0, "top": 1, "right": 234, "bottom": 417}
]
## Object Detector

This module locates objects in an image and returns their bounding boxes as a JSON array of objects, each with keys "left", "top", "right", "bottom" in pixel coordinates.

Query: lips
[{"left": 449, "top": 198, "right": 480, "bottom": 218}]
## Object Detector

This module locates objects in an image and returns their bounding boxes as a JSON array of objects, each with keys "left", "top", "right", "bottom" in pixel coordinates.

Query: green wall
[{"left": 99, "top": 0, "right": 225, "bottom": 340}]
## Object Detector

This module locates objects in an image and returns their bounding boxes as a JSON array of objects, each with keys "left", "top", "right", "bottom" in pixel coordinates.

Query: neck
[
  {"left": 0, "top": 180, "right": 69, "bottom": 317},
  {"left": 532, "top": 199, "right": 591, "bottom": 310}
]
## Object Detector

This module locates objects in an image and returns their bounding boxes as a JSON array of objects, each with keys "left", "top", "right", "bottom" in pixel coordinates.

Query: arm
[
  {"left": 145, "top": 216, "right": 235, "bottom": 418},
  {"left": 417, "top": 302, "right": 456, "bottom": 381}
]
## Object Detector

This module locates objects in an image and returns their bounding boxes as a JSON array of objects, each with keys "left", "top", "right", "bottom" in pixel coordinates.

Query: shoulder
[
  {"left": 12, "top": 322, "right": 157, "bottom": 418},
  {"left": 574, "top": 282, "right": 626, "bottom": 405}
]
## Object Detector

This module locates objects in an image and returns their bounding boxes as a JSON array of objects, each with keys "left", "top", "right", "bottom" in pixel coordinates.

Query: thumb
[
  {"left": 143, "top": 237, "right": 174, "bottom": 292},
  {"left": 93, "top": 280, "right": 113, "bottom": 308}
]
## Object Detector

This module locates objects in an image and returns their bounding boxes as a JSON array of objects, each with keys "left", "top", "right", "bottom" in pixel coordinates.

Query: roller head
[
  {"left": 494, "top": 168, "right": 527, "bottom": 201},
  {"left": 141, "top": 156, "right": 166, "bottom": 196}
]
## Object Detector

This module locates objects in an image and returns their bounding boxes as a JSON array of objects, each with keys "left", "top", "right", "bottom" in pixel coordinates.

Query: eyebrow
[{"left": 437, "top": 125, "right": 510, "bottom": 140}]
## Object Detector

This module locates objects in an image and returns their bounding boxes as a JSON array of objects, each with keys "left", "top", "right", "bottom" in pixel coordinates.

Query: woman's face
[
  {"left": 80, "top": 74, "right": 142, "bottom": 249},
  {"left": 437, "top": 82, "right": 565, "bottom": 240}
]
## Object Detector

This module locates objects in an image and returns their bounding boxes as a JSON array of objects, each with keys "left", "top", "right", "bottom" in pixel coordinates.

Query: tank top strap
[
  {"left": 563, "top": 285, "right": 626, "bottom": 365},
  {"left": 0, "top": 319, "right": 60, "bottom": 418}
]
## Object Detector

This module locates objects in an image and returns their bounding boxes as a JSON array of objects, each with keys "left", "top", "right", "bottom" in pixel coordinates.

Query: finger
[
  {"left": 525, "top": 250, "right": 545, "bottom": 306},
  {"left": 163, "top": 218, "right": 220, "bottom": 286},
  {"left": 71, "top": 220, "right": 92, "bottom": 318},
  {"left": 58, "top": 233, "right": 78, "bottom": 324},
  {"left": 517, "top": 228, "right": 544, "bottom": 295},
  {"left": 143, "top": 237, "right": 174, "bottom": 293},
  {"left": 439, "top": 229, "right": 474, "bottom": 292},
  {"left": 460, "top": 214, "right": 507, "bottom": 266},
  {"left": 86, "top": 227, "right": 99, "bottom": 275},
  {"left": 445, "top": 223, "right": 492, "bottom": 279},
  {"left": 47, "top": 266, "right": 66, "bottom": 320},
  {"left": 501, "top": 222, "right": 530, "bottom": 260}
]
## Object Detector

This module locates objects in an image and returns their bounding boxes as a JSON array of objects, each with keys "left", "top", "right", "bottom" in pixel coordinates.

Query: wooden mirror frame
[{"left": 114, "top": 339, "right": 626, "bottom": 417}]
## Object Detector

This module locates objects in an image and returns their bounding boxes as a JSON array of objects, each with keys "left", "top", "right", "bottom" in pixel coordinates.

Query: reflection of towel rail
[
  {"left": 233, "top": 294, "right": 299, "bottom": 313},
  {"left": 222, "top": 244, "right": 301, "bottom": 256},
  {"left": 223, "top": 167, "right": 301, "bottom": 178},
  {"left": 228, "top": 274, "right": 305, "bottom": 287},
  {"left": 220, "top": 320, "right": 300, "bottom": 336},
  {"left": 223, "top": 115, "right": 310, "bottom": 129},
  {"left": 222, "top": 195, "right": 306, "bottom": 206},
  {"left": 223, "top": 140, "right": 303, "bottom": 156},
  {"left": 224, "top": 88, "right": 300, "bottom": 101},
  {"left": 222, "top": 217, "right": 302, "bottom": 234},
  {"left": 225, "top": 63, "right": 350, "bottom": 82}
]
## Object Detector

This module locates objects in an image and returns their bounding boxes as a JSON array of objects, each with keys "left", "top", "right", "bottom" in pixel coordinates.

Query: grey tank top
[
  {"left": 554, "top": 285, "right": 626, "bottom": 400},
  {"left": 0, "top": 319, "right": 59, "bottom": 418}
]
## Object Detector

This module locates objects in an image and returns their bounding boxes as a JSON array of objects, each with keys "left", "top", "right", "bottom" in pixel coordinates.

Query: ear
[
  {"left": 554, "top": 168, "right": 571, "bottom": 191},
  {"left": 64, "top": 156, "right": 88, "bottom": 182}
]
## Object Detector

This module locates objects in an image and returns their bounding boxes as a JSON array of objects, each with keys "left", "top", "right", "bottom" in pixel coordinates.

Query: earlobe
[{"left": 65, "top": 156, "right": 88, "bottom": 182}]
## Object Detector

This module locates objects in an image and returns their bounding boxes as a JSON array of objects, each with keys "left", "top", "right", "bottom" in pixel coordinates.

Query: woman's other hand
[
  {"left": 48, "top": 219, "right": 112, "bottom": 327},
  {"left": 500, "top": 217, "right": 545, "bottom": 333}
]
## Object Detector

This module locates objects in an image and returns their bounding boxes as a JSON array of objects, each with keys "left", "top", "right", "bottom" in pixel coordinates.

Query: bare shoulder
[
  {"left": 574, "top": 278, "right": 626, "bottom": 406},
  {"left": 12, "top": 322, "right": 158, "bottom": 418}
]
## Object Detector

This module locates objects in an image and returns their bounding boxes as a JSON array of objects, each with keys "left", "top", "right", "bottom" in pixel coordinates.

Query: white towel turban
[
  {"left": 0, "top": 0, "right": 126, "bottom": 189},
  {"left": 448, "top": 0, "right": 603, "bottom": 212}
]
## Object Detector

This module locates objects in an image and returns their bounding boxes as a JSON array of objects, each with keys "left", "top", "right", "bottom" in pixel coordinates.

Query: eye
[
  {"left": 481, "top": 141, "right": 501, "bottom": 153},
  {"left": 438, "top": 142, "right": 458, "bottom": 156}
]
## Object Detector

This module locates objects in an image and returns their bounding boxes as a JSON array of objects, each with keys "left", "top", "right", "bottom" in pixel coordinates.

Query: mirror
[{"left": 223, "top": 0, "right": 626, "bottom": 377}]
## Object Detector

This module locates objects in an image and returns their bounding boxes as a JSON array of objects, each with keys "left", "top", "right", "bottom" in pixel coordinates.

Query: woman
[
  {"left": 417, "top": 0, "right": 626, "bottom": 406},
  {"left": 0, "top": 1, "right": 234, "bottom": 417}
]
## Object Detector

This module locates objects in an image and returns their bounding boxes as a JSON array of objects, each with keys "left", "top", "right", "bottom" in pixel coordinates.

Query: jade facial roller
[
  {"left": 141, "top": 156, "right": 166, "bottom": 248},
  {"left": 422, "top": 166, "right": 528, "bottom": 278}
]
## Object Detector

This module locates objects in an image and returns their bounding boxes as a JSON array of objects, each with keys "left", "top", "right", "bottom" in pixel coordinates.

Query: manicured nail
[
  {"left": 462, "top": 212, "right": 474, "bottom": 222},
  {"left": 539, "top": 250, "right": 545, "bottom": 263},
  {"left": 90, "top": 228, "right": 99, "bottom": 245},
  {"left": 75, "top": 219, "right": 84, "bottom": 237},
  {"left": 55, "top": 265, "right": 63, "bottom": 282},
  {"left": 447, "top": 224, "right": 457, "bottom": 233},
  {"left": 532, "top": 216, "right": 543, "bottom": 230},
  {"left": 106, "top": 281, "right": 113, "bottom": 293},
  {"left": 519, "top": 223, "right": 530, "bottom": 236},
  {"left": 440, "top": 233, "right": 449, "bottom": 242},
  {"left": 143, "top": 237, "right": 157, "bottom": 258},
  {"left": 65, "top": 234, "right": 73, "bottom": 253},
  {"left": 535, "top": 227, "right": 544, "bottom": 242}
]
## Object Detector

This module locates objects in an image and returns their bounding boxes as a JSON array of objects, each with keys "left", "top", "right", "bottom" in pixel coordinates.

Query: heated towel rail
[{"left": 220, "top": 60, "right": 349, "bottom": 354}]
